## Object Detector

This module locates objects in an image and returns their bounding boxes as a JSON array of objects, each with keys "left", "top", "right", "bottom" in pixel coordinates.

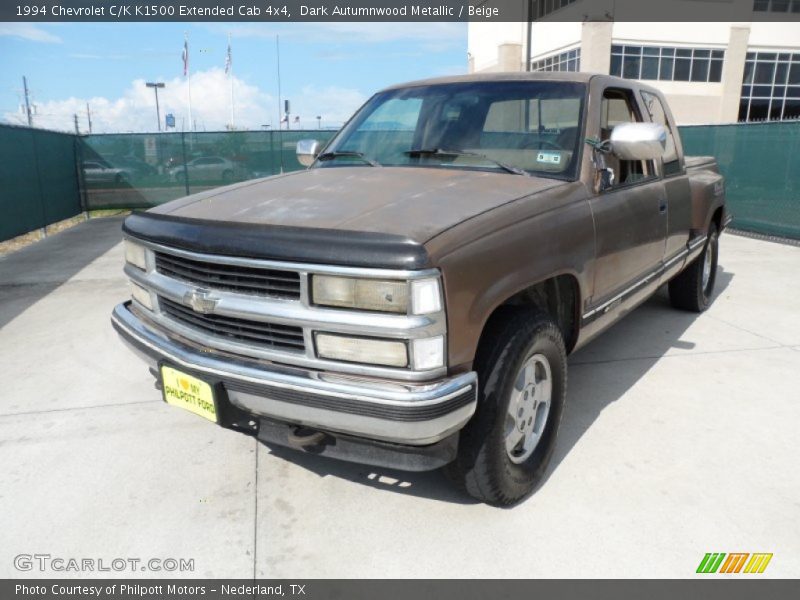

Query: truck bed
[{"left": 685, "top": 155, "right": 718, "bottom": 171}]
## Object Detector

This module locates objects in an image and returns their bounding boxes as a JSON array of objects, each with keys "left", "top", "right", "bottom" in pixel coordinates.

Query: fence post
[
  {"left": 74, "top": 134, "right": 89, "bottom": 219},
  {"left": 278, "top": 125, "right": 285, "bottom": 173},
  {"left": 29, "top": 128, "right": 48, "bottom": 238},
  {"left": 269, "top": 130, "right": 275, "bottom": 176},
  {"left": 181, "top": 131, "right": 190, "bottom": 196}
]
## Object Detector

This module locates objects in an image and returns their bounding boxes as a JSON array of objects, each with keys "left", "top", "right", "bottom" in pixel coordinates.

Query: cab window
[{"left": 600, "top": 88, "right": 656, "bottom": 187}]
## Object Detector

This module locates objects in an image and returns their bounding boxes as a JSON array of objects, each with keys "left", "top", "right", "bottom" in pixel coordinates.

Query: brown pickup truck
[{"left": 112, "top": 73, "right": 727, "bottom": 505}]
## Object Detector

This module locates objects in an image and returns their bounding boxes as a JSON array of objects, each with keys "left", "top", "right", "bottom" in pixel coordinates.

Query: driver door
[{"left": 588, "top": 87, "right": 668, "bottom": 308}]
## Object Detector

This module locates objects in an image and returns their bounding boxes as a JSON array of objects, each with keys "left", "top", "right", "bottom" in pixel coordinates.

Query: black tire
[
  {"left": 221, "top": 169, "right": 234, "bottom": 183},
  {"left": 668, "top": 224, "right": 719, "bottom": 312},
  {"left": 446, "top": 307, "right": 567, "bottom": 506}
]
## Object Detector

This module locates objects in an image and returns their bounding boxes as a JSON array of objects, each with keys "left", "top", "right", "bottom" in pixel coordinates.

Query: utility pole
[
  {"left": 22, "top": 76, "right": 33, "bottom": 127},
  {"left": 146, "top": 82, "right": 165, "bottom": 131},
  {"left": 276, "top": 34, "right": 284, "bottom": 173},
  {"left": 86, "top": 103, "right": 93, "bottom": 133},
  {"left": 525, "top": 0, "right": 534, "bottom": 72},
  {"left": 276, "top": 35, "right": 283, "bottom": 132},
  {"left": 226, "top": 32, "right": 235, "bottom": 130},
  {"left": 73, "top": 114, "right": 79, "bottom": 134}
]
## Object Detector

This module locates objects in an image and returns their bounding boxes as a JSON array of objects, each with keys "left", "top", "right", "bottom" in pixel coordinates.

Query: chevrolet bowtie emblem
[{"left": 183, "top": 289, "right": 219, "bottom": 314}]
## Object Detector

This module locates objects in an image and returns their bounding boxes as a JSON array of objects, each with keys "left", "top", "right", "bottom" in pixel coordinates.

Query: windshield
[{"left": 318, "top": 80, "right": 586, "bottom": 179}]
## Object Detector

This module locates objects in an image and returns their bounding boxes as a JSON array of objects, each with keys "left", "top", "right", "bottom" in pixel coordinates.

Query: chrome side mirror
[
  {"left": 610, "top": 123, "right": 667, "bottom": 161},
  {"left": 296, "top": 139, "right": 321, "bottom": 167}
]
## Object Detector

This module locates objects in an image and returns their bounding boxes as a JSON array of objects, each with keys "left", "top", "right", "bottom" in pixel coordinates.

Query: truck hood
[{"left": 151, "top": 166, "right": 562, "bottom": 243}]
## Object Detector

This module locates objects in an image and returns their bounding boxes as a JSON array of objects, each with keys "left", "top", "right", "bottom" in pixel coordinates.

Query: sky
[{"left": 0, "top": 22, "right": 467, "bottom": 133}]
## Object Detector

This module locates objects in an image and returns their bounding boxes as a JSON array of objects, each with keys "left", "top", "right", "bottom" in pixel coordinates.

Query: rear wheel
[
  {"left": 668, "top": 224, "right": 719, "bottom": 312},
  {"left": 447, "top": 308, "right": 567, "bottom": 506}
]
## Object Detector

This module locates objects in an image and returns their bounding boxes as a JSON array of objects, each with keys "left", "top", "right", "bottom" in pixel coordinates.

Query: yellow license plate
[{"left": 161, "top": 366, "right": 218, "bottom": 423}]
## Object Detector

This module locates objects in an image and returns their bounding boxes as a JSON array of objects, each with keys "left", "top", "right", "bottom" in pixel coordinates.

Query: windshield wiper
[
  {"left": 316, "top": 150, "right": 380, "bottom": 167},
  {"left": 404, "top": 148, "right": 528, "bottom": 176}
]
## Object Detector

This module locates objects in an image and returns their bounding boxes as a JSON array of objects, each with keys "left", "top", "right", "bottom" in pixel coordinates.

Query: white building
[{"left": 468, "top": 1, "right": 800, "bottom": 124}]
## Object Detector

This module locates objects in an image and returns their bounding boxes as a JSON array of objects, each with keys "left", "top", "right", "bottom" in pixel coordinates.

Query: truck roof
[{"left": 380, "top": 71, "right": 657, "bottom": 93}]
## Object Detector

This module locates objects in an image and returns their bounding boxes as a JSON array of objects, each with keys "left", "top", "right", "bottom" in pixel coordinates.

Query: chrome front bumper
[{"left": 111, "top": 302, "right": 477, "bottom": 446}]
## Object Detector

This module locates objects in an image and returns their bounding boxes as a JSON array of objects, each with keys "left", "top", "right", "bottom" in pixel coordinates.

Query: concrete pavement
[{"left": 1, "top": 217, "right": 798, "bottom": 578}]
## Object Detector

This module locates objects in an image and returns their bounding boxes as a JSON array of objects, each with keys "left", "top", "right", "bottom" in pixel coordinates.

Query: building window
[
  {"left": 532, "top": 48, "right": 580, "bottom": 72},
  {"left": 753, "top": 0, "right": 800, "bottom": 12},
  {"left": 739, "top": 51, "right": 800, "bottom": 121},
  {"left": 533, "top": 0, "right": 578, "bottom": 18},
  {"left": 610, "top": 45, "right": 724, "bottom": 82}
]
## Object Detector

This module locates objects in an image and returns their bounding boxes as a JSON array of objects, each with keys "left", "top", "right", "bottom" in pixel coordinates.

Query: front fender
[{"left": 425, "top": 183, "right": 593, "bottom": 370}]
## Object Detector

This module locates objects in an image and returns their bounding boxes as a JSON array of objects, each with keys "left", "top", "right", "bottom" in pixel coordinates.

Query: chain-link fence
[
  {"left": 3, "top": 122, "right": 799, "bottom": 242},
  {"left": 78, "top": 130, "right": 337, "bottom": 210},
  {"left": 679, "top": 121, "right": 800, "bottom": 239},
  {"left": 0, "top": 123, "right": 83, "bottom": 241}
]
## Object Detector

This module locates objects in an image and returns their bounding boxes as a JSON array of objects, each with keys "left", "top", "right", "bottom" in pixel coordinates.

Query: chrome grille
[
  {"left": 159, "top": 296, "right": 305, "bottom": 352},
  {"left": 155, "top": 252, "right": 301, "bottom": 300}
]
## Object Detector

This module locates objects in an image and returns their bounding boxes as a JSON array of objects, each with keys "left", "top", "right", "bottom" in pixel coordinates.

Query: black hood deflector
[{"left": 122, "top": 212, "right": 432, "bottom": 270}]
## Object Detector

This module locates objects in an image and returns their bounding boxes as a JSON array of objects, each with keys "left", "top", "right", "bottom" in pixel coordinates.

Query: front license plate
[{"left": 160, "top": 365, "right": 218, "bottom": 423}]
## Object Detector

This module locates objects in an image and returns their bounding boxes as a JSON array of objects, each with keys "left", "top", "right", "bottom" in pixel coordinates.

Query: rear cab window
[{"left": 640, "top": 90, "right": 682, "bottom": 176}]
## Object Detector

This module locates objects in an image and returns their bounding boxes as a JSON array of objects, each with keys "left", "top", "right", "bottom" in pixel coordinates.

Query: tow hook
[
  {"left": 149, "top": 367, "right": 162, "bottom": 391},
  {"left": 287, "top": 427, "right": 330, "bottom": 451}
]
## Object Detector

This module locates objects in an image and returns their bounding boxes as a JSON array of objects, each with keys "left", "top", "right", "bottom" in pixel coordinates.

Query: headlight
[
  {"left": 124, "top": 239, "right": 147, "bottom": 270},
  {"left": 315, "top": 333, "right": 408, "bottom": 367},
  {"left": 312, "top": 275, "right": 442, "bottom": 315},
  {"left": 312, "top": 276, "right": 408, "bottom": 313},
  {"left": 130, "top": 281, "right": 154, "bottom": 310}
]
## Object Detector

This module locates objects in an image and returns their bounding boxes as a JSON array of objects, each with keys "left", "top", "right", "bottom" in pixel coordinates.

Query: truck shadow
[
  {"left": 260, "top": 267, "right": 733, "bottom": 506},
  {"left": 542, "top": 268, "right": 734, "bottom": 488},
  {"left": 263, "top": 443, "right": 480, "bottom": 504}
]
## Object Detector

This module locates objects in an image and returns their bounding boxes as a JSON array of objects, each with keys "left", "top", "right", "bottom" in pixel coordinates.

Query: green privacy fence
[
  {"left": 2, "top": 122, "right": 799, "bottom": 242},
  {"left": 78, "top": 130, "right": 337, "bottom": 210},
  {"left": 0, "top": 124, "right": 83, "bottom": 242},
  {"left": 678, "top": 120, "right": 800, "bottom": 239}
]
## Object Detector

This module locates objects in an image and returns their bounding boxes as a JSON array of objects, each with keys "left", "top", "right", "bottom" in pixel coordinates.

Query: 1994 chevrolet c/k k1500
[{"left": 112, "top": 73, "right": 727, "bottom": 505}]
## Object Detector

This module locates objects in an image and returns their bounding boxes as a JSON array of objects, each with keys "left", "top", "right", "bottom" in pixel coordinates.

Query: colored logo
[{"left": 697, "top": 553, "right": 773, "bottom": 574}]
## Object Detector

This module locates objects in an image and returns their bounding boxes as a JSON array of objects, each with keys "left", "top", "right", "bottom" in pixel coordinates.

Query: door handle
[{"left": 658, "top": 200, "right": 668, "bottom": 214}]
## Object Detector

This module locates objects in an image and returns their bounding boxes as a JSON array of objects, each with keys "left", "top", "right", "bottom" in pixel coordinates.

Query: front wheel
[
  {"left": 668, "top": 224, "right": 719, "bottom": 312},
  {"left": 447, "top": 308, "right": 567, "bottom": 506}
]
